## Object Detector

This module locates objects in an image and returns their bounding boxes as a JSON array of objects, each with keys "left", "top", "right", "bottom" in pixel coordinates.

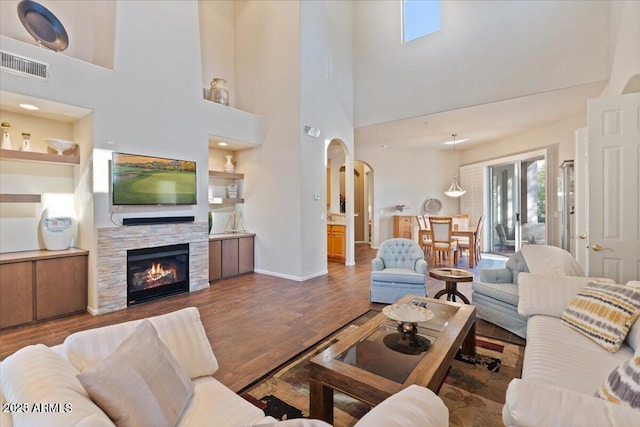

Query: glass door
[{"left": 489, "top": 156, "right": 546, "bottom": 254}]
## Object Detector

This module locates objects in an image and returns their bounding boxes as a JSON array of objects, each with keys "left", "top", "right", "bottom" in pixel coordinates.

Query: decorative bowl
[
  {"left": 383, "top": 304, "right": 434, "bottom": 324},
  {"left": 45, "top": 139, "right": 76, "bottom": 155}
]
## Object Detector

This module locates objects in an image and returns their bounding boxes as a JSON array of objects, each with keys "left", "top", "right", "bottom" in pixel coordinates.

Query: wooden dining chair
[
  {"left": 451, "top": 213, "right": 470, "bottom": 230},
  {"left": 458, "top": 215, "right": 483, "bottom": 262},
  {"left": 416, "top": 215, "right": 432, "bottom": 257},
  {"left": 428, "top": 216, "right": 458, "bottom": 267}
]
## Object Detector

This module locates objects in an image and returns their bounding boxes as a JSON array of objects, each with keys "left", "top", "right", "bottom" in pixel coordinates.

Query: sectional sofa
[
  {"left": 0, "top": 307, "right": 448, "bottom": 427},
  {"left": 502, "top": 274, "right": 640, "bottom": 426}
]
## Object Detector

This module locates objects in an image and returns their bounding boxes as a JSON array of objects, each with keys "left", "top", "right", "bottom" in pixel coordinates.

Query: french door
[{"left": 488, "top": 154, "right": 547, "bottom": 254}]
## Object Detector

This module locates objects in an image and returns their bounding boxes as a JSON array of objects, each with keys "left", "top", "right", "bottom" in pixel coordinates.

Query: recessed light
[
  {"left": 381, "top": 144, "right": 388, "bottom": 149},
  {"left": 19, "top": 103, "right": 39, "bottom": 111},
  {"left": 218, "top": 142, "right": 228, "bottom": 147}
]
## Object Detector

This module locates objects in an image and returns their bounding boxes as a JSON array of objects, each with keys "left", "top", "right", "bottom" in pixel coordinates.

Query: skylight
[{"left": 402, "top": 0, "right": 440, "bottom": 43}]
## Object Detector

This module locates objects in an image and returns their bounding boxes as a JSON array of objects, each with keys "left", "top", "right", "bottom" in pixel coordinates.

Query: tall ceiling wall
[{"left": 353, "top": 0, "right": 612, "bottom": 127}]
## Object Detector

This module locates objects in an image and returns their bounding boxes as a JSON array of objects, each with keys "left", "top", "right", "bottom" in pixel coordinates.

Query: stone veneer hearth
[{"left": 96, "top": 222, "right": 209, "bottom": 314}]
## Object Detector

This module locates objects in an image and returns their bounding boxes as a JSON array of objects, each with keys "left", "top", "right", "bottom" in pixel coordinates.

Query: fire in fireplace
[{"left": 127, "top": 243, "right": 189, "bottom": 305}]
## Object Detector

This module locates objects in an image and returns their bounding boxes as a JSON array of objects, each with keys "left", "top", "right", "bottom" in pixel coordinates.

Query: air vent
[{"left": 1, "top": 51, "right": 49, "bottom": 80}]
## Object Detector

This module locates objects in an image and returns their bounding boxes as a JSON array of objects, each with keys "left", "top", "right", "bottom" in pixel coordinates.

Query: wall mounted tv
[{"left": 112, "top": 152, "right": 197, "bottom": 205}]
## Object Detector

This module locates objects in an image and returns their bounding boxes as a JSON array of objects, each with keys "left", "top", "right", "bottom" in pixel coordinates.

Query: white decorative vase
[
  {"left": 224, "top": 155, "right": 235, "bottom": 173},
  {"left": 20, "top": 132, "right": 31, "bottom": 152},
  {"left": 39, "top": 206, "right": 78, "bottom": 250},
  {"left": 1, "top": 122, "right": 11, "bottom": 149}
]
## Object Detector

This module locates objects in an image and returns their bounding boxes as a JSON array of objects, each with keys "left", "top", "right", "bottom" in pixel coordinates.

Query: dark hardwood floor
[{"left": 0, "top": 243, "right": 516, "bottom": 392}]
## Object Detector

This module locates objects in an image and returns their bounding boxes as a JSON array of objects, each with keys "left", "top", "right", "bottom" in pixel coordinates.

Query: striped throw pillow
[
  {"left": 561, "top": 282, "right": 640, "bottom": 352},
  {"left": 596, "top": 356, "right": 640, "bottom": 408}
]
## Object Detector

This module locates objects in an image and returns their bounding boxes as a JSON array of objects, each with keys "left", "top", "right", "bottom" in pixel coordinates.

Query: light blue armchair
[
  {"left": 472, "top": 251, "right": 529, "bottom": 338},
  {"left": 370, "top": 238, "right": 428, "bottom": 304}
]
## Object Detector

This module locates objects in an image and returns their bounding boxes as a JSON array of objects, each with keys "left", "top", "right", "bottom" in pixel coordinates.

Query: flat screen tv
[{"left": 112, "top": 152, "right": 197, "bottom": 205}]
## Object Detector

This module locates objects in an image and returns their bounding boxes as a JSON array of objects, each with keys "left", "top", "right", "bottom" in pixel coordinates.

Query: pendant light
[{"left": 444, "top": 133, "right": 466, "bottom": 198}]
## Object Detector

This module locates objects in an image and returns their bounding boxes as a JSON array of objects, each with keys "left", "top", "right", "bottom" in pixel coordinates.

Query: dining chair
[
  {"left": 416, "top": 215, "right": 432, "bottom": 258},
  {"left": 451, "top": 213, "right": 470, "bottom": 230},
  {"left": 428, "top": 216, "right": 458, "bottom": 267},
  {"left": 458, "top": 215, "right": 483, "bottom": 262}
]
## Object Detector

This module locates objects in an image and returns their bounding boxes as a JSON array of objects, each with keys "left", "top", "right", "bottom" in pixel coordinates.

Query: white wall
[
  {"left": 199, "top": 0, "right": 236, "bottom": 105},
  {"left": 234, "top": 0, "right": 304, "bottom": 279},
  {"left": 300, "top": 0, "right": 355, "bottom": 268},
  {"left": 601, "top": 0, "right": 640, "bottom": 97},
  {"left": 354, "top": 145, "right": 457, "bottom": 247},
  {"left": 352, "top": 0, "right": 611, "bottom": 127}
]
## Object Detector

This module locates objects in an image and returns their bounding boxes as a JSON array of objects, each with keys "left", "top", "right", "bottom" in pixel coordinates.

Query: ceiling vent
[{"left": 1, "top": 51, "right": 49, "bottom": 80}]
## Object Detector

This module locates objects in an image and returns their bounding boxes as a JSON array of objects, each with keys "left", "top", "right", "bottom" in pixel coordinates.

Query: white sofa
[
  {"left": 0, "top": 307, "right": 449, "bottom": 427},
  {"left": 502, "top": 274, "right": 640, "bottom": 427}
]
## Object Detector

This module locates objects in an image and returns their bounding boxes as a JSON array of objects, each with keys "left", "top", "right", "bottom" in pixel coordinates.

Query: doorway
[{"left": 488, "top": 155, "right": 546, "bottom": 254}]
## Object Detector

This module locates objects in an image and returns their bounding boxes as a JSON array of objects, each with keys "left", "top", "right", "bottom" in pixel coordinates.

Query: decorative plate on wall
[
  {"left": 17, "top": 0, "right": 69, "bottom": 52},
  {"left": 424, "top": 198, "right": 442, "bottom": 215}
]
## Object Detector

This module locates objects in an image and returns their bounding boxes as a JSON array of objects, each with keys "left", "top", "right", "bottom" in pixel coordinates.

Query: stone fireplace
[
  {"left": 127, "top": 243, "right": 190, "bottom": 306},
  {"left": 96, "top": 222, "right": 208, "bottom": 314}
]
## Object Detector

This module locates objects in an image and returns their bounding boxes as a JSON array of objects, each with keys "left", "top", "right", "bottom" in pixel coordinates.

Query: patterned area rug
[{"left": 242, "top": 313, "right": 524, "bottom": 427}]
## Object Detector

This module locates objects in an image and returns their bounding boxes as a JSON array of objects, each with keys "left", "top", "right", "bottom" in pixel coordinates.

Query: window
[{"left": 402, "top": 0, "right": 440, "bottom": 43}]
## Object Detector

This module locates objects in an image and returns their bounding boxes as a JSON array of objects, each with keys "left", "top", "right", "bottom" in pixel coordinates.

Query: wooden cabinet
[
  {"left": 209, "top": 234, "right": 255, "bottom": 281},
  {"left": 393, "top": 215, "right": 414, "bottom": 239},
  {"left": 0, "top": 262, "right": 33, "bottom": 329},
  {"left": 0, "top": 248, "right": 88, "bottom": 330},
  {"left": 327, "top": 224, "right": 346, "bottom": 262}
]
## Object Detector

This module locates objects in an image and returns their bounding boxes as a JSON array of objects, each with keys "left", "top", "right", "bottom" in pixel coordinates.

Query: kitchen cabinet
[
  {"left": 0, "top": 248, "right": 88, "bottom": 330},
  {"left": 209, "top": 234, "right": 255, "bottom": 281},
  {"left": 327, "top": 224, "right": 345, "bottom": 263},
  {"left": 393, "top": 215, "right": 414, "bottom": 239}
]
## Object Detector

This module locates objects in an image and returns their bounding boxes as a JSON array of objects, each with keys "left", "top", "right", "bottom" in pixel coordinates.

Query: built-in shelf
[
  {"left": 209, "top": 171, "right": 244, "bottom": 179},
  {"left": 0, "top": 148, "right": 79, "bottom": 165},
  {"left": 208, "top": 198, "right": 245, "bottom": 205},
  {"left": 0, "top": 194, "right": 41, "bottom": 203}
]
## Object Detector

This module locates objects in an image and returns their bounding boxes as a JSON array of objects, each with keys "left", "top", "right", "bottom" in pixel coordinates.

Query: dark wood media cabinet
[{"left": 0, "top": 248, "right": 88, "bottom": 330}]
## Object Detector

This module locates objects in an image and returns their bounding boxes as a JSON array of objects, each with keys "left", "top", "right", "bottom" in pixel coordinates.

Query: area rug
[{"left": 242, "top": 312, "right": 524, "bottom": 427}]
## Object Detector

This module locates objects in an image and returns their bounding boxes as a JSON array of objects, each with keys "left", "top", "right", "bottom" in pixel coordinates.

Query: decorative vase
[
  {"left": 20, "top": 132, "right": 31, "bottom": 152},
  {"left": 39, "top": 206, "right": 78, "bottom": 250},
  {"left": 224, "top": 155, "right": 235, "bottom": 173},
  {"left": 210, "top": 78, "right": 229, "bottom": 106},
  {"left": 1, "top": 122, "right": 11, "bottom": 150}
]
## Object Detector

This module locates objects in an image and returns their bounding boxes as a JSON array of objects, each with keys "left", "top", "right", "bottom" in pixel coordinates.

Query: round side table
[{"left": 429, "top": 268, "right": 474, "bottom": 304}]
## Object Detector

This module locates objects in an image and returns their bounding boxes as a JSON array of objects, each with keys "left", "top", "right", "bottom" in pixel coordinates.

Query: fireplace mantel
[{"left": 96, "top": 222, "right": 208, "bottom": 314}]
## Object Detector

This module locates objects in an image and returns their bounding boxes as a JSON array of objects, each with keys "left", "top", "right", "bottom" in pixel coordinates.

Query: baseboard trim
[{"left": 253, "top": 269, "right": 328, "bottom": 282}]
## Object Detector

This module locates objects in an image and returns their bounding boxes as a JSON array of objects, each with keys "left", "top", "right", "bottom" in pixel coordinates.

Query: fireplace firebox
[{"left": 127, "top": 243, "right": 189, "bottom": 305}]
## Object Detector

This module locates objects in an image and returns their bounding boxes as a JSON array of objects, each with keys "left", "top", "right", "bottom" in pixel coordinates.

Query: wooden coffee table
[
  {"left": 429, "top": 268, "right": 474, "bottom": 304},
  {"left": 308, "top": 295, "right": 476, "bottom": 424}
]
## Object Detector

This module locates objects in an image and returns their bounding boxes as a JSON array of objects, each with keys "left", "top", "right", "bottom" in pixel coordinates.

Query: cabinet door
[
  {"left": 36, "top": 256, "right": 87, "bottom": 320},
  {"left": 394, "top": 216, "right": 413, "bottom": 239},
  {"left": 238, "top": 236, "right": 254, "bottom": 275},
  {"left": 332, "top": 226, "right": 346, "bottom": 258},
  {"left": 209, "top": 240, "right": 222, "bottom": 281},
  {"left": 221, "top": 238, "right": 239, "bottom": 278},
  {"left": 0, "top": 262, "right": 33, "bottom": 329},
  {"left": 327, "top": 226, "right": 333, "bottom": 257}
]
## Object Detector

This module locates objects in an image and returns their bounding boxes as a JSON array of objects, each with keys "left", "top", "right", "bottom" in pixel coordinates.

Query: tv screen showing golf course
[{"left": 112, "top": 152, "right": 197, "bottom": 205}]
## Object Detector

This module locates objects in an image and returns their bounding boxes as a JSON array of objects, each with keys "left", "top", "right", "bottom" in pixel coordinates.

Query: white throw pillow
[
  {"left": 65, "top": 307, "right": 218, "bottom": 379},
  {"left": 77, "top": 320, "right": 194, "bottom": 427},
  {"left": 0, "top": 344, "right": 113, "bottom": 427}
]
